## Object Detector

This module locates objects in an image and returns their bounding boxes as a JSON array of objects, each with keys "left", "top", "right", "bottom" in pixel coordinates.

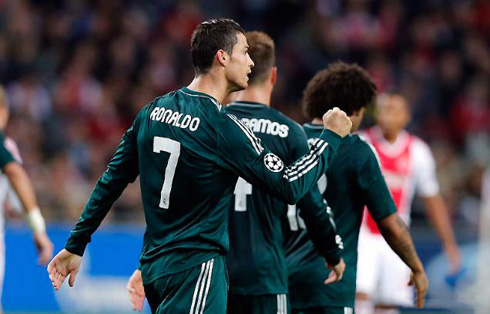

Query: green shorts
[
  {"left": 292, "top": 307, "right": 354, "bottom": 314},
  {"left": 227, "top": 293, "right": 290, "bottom": 314},
  {"left": 144, "top": 256, "right": 228, "bottom": 314}
]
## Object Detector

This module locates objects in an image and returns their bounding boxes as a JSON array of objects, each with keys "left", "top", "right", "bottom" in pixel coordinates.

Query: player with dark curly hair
[{"left": 284, "top": 62, "right": 429, "bottom": 314}]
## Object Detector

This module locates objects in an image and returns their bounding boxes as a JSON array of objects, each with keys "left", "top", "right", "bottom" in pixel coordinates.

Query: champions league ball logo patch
[{"left": 264, "top": 153, "right": 284, "bottom": 172}]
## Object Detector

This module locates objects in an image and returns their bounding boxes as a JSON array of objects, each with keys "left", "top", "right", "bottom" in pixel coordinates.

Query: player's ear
[
  {"left": 270, "top": 67, "right": 277, "bottom": 86},
  {"left": 216, "top": 50, "right": 228, "bottom": 67},
  {"left": 353, "top": 107, "right": 366, "bottom": 117}
]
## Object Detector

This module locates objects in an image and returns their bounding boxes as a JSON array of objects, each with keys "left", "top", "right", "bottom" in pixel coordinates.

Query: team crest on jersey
[{"left": 264, "top": 153, "right": 284, "bottom": 172}]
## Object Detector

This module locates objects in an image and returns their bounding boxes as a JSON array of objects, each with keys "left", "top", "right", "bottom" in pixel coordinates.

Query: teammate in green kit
[
  {"left": 47, "top": 19, "right": 352, "bottom": 314},
  {"left": 225, "top": 31, "right": 344, "bottom": 314},
  {"left": 284, "top": 62, "right": 429, "bottom": 314}
]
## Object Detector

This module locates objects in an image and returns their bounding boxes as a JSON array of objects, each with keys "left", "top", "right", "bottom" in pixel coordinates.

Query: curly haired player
[{"left": 284, "top": 62, "right": 428, "bottom": 314}]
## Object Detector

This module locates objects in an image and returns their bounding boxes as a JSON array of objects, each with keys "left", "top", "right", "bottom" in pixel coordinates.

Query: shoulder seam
[{"left": 226, "top": 114, "right": 264, "bottom": 155}]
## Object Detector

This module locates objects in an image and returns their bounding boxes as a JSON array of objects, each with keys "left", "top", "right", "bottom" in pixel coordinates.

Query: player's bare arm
[
  {"left": 423, "top": 195, "right": 461, "bottom": 273},
  {"left": 3, "top": 162, "right": 53, "bottom": 265},
  {"left": 377, "top": 213, "right": 428, "bottom": 308}
]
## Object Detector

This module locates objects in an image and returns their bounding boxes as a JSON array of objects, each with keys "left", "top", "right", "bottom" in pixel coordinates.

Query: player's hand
[
  {"left": 322, "top": 107, "right": 352, "bottom": 138},
  {"left": 47, "top": 248, "right": 82, "bottom": 290},
  {"left": 445, "top": 244, "right": 461, "bottom": 274},
  {"left": 33, "top": 231, "right": 54, "bottom": 265},
  {"left": 127, "top": 269, "right": 145, "bottom": 312},
  {"left": 408, "top": 270, "right": 429, "bottom": 308},
  {"left": 324, "top": 258, "right": 345, "bottom": 284}
]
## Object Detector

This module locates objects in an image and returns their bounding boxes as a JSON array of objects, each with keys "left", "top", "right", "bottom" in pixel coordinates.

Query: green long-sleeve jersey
[
  {"left": 64, "top": 88, "right": 342, "bottom": 284},
  {"left": 284, "top": 123, "right": 397, "bottom": 308},
  {"left": 225, "top": 101, "right": 342, "bottom": 295}
]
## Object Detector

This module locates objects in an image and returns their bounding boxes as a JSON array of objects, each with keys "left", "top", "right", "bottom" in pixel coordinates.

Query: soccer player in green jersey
[
  {"left": 47, "top": 19, "right": 352, "bottom": 314},
  {"left": 284, "top": 62, "right": 429, "bottom": 314},
  {"left": 225, "top": 31, "right": 344, "bottom": 314},
  {"left": 125, "top": 31, "right": 346, "bottom": 314}
]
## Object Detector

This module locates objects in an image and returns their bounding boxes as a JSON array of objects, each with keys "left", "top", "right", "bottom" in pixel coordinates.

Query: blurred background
[{"left": 1, "top": 0, "right": 489, "bottom": 313}]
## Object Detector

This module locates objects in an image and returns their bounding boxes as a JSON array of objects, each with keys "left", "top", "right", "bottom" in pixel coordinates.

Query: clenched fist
[{"left": 323, "top": 107, "right": 352, "bottom": 138}]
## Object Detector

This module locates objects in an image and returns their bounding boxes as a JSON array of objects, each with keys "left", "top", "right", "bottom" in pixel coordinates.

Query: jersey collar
[
  {"left": 303, "top": 122, "right": 323, "bottom": 129},
  {"left": 229, "top": 100, "right": 267, "bottom": 107},
  {"left": 180, "top": 87, "right": 222, "bottom": 111}
]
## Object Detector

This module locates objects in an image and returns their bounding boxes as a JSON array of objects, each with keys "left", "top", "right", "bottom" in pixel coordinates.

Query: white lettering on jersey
[
  {"left": 239, "top": 118, "right": 289, "bottom": 138},
  {"left": 150, "top": 107, "right": 201, "bottom": 132}
]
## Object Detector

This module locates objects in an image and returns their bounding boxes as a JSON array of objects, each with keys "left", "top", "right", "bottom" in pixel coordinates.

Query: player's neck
[
  {"left": 381, "top": 130, "right": 400, "bottom": 144},
  {"left": 234, "top": 84, "right": 272, "bottom": 106},
  {"left": 311, "top": 118, "right": 323, "bottom": 125},
  {"left": 187, "top": 73, "right": 229, "bottom": 104}
]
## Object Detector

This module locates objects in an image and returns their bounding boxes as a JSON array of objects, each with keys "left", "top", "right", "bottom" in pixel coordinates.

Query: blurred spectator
[{"left": 0, "top": 0, "right": 486, "bottom": 224}]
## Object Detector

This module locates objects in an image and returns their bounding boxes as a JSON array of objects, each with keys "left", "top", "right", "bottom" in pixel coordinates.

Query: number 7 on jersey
[{"left": 153, "top": 136, "right": 181, "bottom": 209}]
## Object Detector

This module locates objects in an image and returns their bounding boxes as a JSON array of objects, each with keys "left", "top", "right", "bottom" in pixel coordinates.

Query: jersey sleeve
[
  {"left": 0, "top": 133, "right": 15, "bottom": 169},
  {"left": 297, "top": 187, "right": 342, "bottom": 265},
  {"left": 217, "top": 114, "right": 342, "bottom": 205},
  {"left": 65, "top": 113, "right": 141, "bottom": 256},
  {"left": 358, "top": 141, "right": 397, "bottom": 221},
  {"left": 413, "top": 139, "right": 440, "bottom": 197},
  {"left": 291, "top": 127, "right": 342, "bottom": 265}
]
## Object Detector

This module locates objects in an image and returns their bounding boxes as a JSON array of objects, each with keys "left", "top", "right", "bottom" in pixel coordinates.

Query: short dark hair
[
  {"left": 302, "top": 62, "right": 377, "bottom": 119},
  {"left": 191, "top": 18, "right": 245, "bottom": 75},
  {"left": 245, "top": 31, "right": 275, "bottom": 84}
]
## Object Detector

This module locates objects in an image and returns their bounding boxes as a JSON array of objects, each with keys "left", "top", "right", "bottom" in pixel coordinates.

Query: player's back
[
  {"left": 137, "top": 88, "right": 238, "bottom": 283},
  {"left": 285, "top": 123, "right": 396, "bottom": 308},
  {"left": 224, "top": 101, "right": 306, "bottom": 295}
]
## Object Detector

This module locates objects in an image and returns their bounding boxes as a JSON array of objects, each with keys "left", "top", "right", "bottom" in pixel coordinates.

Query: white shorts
[{"left": 356, "top": 228, "right": 413, "bottom": 306}]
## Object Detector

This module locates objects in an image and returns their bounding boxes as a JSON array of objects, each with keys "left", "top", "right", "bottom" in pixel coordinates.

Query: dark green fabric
[
  {"left": 292, "top": 306, "right": 354, "bottom": 314},
  {"left": 285, "top": 123, "right": 397, "bottom": 309},
  {"left": 144, "top": 256, "right": 228, "bottom": 314},
  {"left": 65, "top": 88, "right": 342, "bottom": 285},
  {"left": 0, "top": 133, "right": 15, "bottom": 169},
  {"left": 227, "top": 293, "right": 290, "bottom": 314},
  {"left": 225, "top": 102, "right": 342, "bottom": 295}
]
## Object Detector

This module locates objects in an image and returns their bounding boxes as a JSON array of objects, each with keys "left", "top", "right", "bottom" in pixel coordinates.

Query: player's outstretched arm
[
  {"left": 47, "top": 248, "right": 82, "bottom": 290},
  {"left": 127, "top": 269, "right": 145, "bottom": 312},
  {"left": 63, "top": 114, "right": 141, "bottom": 258},
  {"left": 219, "top": 108, "right": 351, "bottom": 204},
  {"left": 377, "top": 214, "right": 428, "bottom": 308}
]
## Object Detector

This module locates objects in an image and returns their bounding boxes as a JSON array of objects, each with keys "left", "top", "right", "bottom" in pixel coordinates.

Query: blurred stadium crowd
[{"left": 0, "top": 0, "right": 488, "bottom": 229}]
